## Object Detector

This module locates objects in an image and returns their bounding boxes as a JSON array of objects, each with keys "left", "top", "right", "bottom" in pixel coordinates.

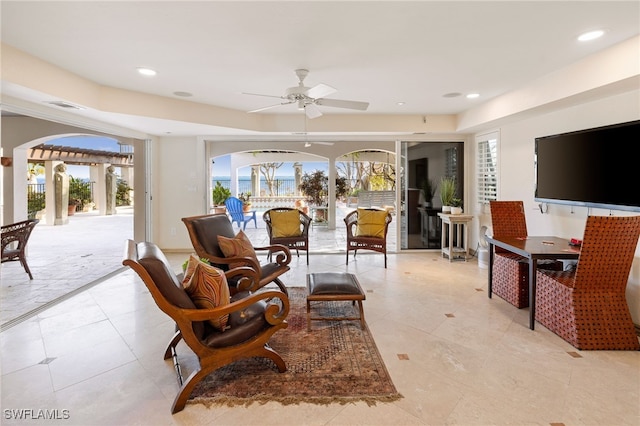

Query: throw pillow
[
  {"left": 355, "top": 208, "right": 388, "bottom": 238},
  {"left": 182, "top": 255, "right": 231, "bottom": 331},
  {"left": 270, "top": 210, "right": 302, "bottom": 238},
  {"left": 217, "top": 230, "right": 261, "bottom": 272}
]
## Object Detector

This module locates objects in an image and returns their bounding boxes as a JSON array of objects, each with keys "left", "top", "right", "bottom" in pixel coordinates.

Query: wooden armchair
[
  {"left": 489, "top": 201, "right": 562, "bottom": 308},
  {"left": 344, "top": 208, "right": 392, "bottom": 268},
  {"left": 123, "top": 240, "right": 289, "bottom": 413},
  {"left": 263, "top": 207, "right": 312, "bottom": 265},
  {"left": 535, "top": 215, "right": 640, "bottom": 350},
  {"left": 182, "top": 213, "right": 291, "bottom": 295},
  {"left": 1, "top": 219, "right": 39, "bottom": 279}
]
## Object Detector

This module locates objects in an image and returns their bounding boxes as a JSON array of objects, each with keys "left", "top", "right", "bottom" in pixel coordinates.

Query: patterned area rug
[{"left": 189, "top": 287, "right": 402, "bottom": 407}]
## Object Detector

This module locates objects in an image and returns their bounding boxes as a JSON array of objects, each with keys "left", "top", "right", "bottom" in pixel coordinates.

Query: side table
[{"left": 437, "top": 213, "right": 473, "bottom": 262}]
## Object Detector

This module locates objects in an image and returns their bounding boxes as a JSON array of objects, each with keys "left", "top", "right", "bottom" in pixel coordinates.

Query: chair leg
[
  {"left": 306, "top": 250, "right": 309, "bottom": 265},
  {"left": 20, "top": 257, "right": 34, "bottom": 280},
  {"left": 163, "top": 330, "right": 183, "bottom": 360},
  {"left": 171, "top": 366, "right": 210, "bottom": 414}
]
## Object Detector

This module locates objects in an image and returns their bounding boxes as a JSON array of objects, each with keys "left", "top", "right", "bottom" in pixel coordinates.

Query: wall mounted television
[{"left": 534, "top": 120, "right": 640, "bottom": 212}]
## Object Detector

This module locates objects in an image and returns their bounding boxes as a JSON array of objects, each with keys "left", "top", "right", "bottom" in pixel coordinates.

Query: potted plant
[
  {"left": 298, "top": 170, "right": 349, "bottom": 222},
  {"left": 440, "top": 177, "right": 456, "bottom": 213},
  {"left": 421, "top": 178, "right": 437, "bottom": 208},
  {"left": 68, "top": 198, "right": 81, "bottom": 216},
  {"left": 450, "top": 198, "right": 463, "bottom": 214},
  {"left": 211, "top": 181, "right": 231, "bottom": 213},
  {"left": 239, "top": 192, "right": 252, "bottom": 212}
]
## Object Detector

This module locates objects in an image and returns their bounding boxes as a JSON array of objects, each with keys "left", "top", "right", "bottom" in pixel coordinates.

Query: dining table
[{"left": 485, "top": 235, "right": 581, "bottom": 330}]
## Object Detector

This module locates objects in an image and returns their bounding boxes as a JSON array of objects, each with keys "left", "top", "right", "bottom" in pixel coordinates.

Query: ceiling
[{"left": 1, "top": 1, "right": 639, "bottom": 137}]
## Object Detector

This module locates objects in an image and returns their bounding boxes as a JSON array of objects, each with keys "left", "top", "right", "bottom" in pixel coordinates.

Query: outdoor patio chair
[
  {"left": 535, "top": 215, "right": 640, "bottom": 350},
  {"left": 224, "top": 196, "right": 257, "bottom": 230},
  {"left": 123, "top": 239, "right": 289, "bottom": 413},
  {"left": 489, "top": 201, "right": 562, "bottom": 308},
  {"left": 344, "top": 208, "right": 392, "bottom": 268},
  {"left": 263, "top": 207, "right": 312, "bottom": 265},
  {"left": 182, "top": 213, "right": 291, "bottom": 295},
  {"left": 1, "top": 219, "right": 39, "bottom": 279}
]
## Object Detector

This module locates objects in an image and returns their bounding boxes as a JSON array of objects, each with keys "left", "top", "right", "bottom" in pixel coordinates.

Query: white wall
[
  {"left": 153, "top": 136, "right": 208, "bottom": 250},
  {"left": 470, "top": 89, "right": 640, "bottom": 322}
]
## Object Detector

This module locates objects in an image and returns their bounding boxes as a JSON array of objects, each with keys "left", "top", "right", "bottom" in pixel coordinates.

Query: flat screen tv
[{"left": 534, "top": 120, "right": 640, "bottom": 212}]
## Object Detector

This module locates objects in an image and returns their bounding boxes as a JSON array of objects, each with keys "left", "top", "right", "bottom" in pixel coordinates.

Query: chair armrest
[
  {"left": 179, "top": 290, "right": 289, "bottom": 325},
  {"left": 300, "top": 213, "right": 312, "bottom": 236},
  {"left": 344, "top": 215, "right": 357, "bottom": 238},
  {"left": 224, "top": 266, "right": 260, "bottom": 292},
  {"left": 200, "top": 253, "right": 262, "bottom": 272},
  {"left": 253, "top": 244, "right": 292, "bottom": 266}
]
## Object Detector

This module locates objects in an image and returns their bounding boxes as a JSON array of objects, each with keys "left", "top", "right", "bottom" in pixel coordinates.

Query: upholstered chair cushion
[
  {"left": 270, "top": 209, "right": 303, "bottom": 237},
  {"left": 217, "top": 230, "right": 261, "bottom": 272},
  {"left": 182, "top": 255, "right": 231, "bottom": 331},
  {"left": 355, "top": 208, "right": 388, "bottom": 238}
]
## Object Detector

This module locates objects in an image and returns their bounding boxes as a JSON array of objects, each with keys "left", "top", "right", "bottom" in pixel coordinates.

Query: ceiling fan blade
[
  {"left": 248, "top": 102, "right": 293, "bottom": 113},
  {"left": 316, "top": 98, "right": 369, "bottom": 111},
  {"left": 305, "top": 83, "right": 337, "bottom": 99},
  {"left": 242, "top": 92, "right": 285, "bottom": 99},
  {"left": 304, "top": 103, "right": 323, "bottom": 119},
  {"left": 303, "top": 141, "right": 334, "bottom": 147}
]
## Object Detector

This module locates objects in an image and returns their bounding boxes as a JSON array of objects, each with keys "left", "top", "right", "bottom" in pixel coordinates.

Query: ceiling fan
[{"left": 245, "top": 69, "right": 369, "bottom": 119}]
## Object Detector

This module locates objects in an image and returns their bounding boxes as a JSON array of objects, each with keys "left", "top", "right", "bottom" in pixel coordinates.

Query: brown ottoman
[{"left": 306, "top": 272, "right": 366, "bottom": 331}]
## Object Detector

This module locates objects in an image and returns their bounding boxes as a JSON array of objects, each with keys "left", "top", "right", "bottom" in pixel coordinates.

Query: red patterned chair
[
  {"left": 535, "top": 215, "right": 640, "bottom": 350},
  {"left": 489, "top": 201, "right": 562, "bottom": 308}
]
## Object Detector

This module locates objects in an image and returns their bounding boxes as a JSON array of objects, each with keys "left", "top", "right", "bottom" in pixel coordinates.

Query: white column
[
  {"left": 91, "top": 164, "right": 109, "bottom": 215},
  {"left": 44, "top": 160, "right": 64, "bottom": 226},
  {"left": 328, "top": 158, "right": 336, "bottom": 230}
]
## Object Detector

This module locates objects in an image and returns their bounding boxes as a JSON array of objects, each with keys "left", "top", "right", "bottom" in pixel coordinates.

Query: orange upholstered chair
[
  {"left": 535, "top": 215, "right": 640, "bottom": 350},
  {"left": 489, "top": 201, "right": 561, "bottom": 308}
]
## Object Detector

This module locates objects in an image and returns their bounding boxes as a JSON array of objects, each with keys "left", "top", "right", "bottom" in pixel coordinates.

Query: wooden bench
[{"left": 357, "top": 190, "right": 396, "bottom": 213}]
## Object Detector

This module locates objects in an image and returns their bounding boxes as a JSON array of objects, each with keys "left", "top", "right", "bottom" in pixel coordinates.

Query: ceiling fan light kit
[{"left": 246, "top": 69, "right": 369, "bottom": 119}]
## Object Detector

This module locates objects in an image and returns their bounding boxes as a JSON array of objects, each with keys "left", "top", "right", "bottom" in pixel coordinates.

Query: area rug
[{"left": 189, "top": 287, "right": 402, "bottom": 407}]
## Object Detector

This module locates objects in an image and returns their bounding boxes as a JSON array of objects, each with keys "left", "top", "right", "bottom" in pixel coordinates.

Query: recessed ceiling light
[
  {"left": 466, "top": 93, "right": 480, "bottom": 99},
  {"left": 137, "top": 67, "right": 157, "bottom": 76},
  {"left": 396, "top": 102, "right": 405, "bottom": 106},
  {"left": 578, "top": 30, "right": 604, "bottom": 42},
  {"left": 173, "top": 91, "right": 193, "bottom": 97},
  {"left": 443, "top": 92, "right": 461, "bottom": 98}
]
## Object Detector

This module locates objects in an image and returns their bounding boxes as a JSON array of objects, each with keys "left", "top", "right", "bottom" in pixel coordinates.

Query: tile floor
[{"left": 2, "top": 213, "right": 639, "bottom": 425}]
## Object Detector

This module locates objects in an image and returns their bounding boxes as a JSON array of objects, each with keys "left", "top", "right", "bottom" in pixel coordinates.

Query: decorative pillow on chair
[
  {"left": 355, "top": 208, "right": 388, "bottom": 238},
  {"left": 270, "top": 210, "right": 302, "bottom": 238},
  {"left": 217, "top": 230, "right": 261, "bottom": 271},
  {"left": 182, "top": 254, "right": 231, "bottom": 331}
]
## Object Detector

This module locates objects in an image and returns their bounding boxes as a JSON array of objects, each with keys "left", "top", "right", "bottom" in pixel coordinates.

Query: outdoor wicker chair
[
  {"left": 489, "top": 201, "right": 562, "bottom": 308},
  {"left": 344, "top": 208, "right": 392, "bottom": 268},
  {"left": 263, "top": 207, "right": 312, "bottom": 265},
  {"left": 535, "top": 215, "right": 640, "bottom": 350},
  {"left": 1, "top": 219, "right": 39, "bottom": 279}
]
